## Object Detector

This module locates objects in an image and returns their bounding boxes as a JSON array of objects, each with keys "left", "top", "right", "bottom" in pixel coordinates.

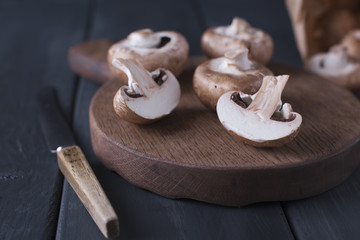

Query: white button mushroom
[
  {"left": 201, "top": 17, "right": 274, "bottom": 65},
  {"left": 217, "top": 75, "right": 302, "bottom": 147},
  {"left": 112, "top": 58, "right": 181, "bottom": 124}
]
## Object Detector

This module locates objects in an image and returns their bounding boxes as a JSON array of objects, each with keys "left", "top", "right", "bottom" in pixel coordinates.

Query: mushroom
[
  {"left": 305, "top": 31, "right": 360, "bottom": 90},
  {"left": 193, "top": 48, "right": 273, "bottom": 110},
  {"left": 217, "top": 75, "right": 302, "bottom": 147},
  {"left": 112, "top": 58, "right": 181, "bottom": 124},
  {"left": 107, "top": 29, "right": 189, "bottom": 82},
  {"left": 201, "top": 17, "right": 274, "bottom": 65},
  {"left": 340, "top": 29, "right": 360, "bottom": 61}
]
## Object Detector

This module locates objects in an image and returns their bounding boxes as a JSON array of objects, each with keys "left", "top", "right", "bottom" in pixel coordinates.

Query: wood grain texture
[
  {"left": 89, "top": 57, "right": 360, "bottom": 206},
  {"left": 57, "top": 146, "right": 119, "bottom": 238},
  {"left": 283, "top": 165, "right": 360, "bottom": 240}
]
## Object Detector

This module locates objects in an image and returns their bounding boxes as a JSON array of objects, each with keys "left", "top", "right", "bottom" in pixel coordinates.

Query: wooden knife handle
[{"left": 57, "top": 145, "right": 119, "bottom": 238}]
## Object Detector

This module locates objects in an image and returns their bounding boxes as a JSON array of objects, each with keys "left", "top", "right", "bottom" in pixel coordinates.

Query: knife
[{"left": 37, "top": 86, "right": 119, "bottom": 238}]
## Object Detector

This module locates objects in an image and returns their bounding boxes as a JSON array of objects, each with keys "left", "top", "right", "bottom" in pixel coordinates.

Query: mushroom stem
[
  {"left": 248, "top": 75, "right": 289, "bottom": 120},
  {"left": 227, "top": 17, "right": 250, "bottom": 35},
  {"left": 112, "top": 58, "right": 158, "bottom": 97},
  {"left": 224, "top": 48, "right": 252, "bottom": 70},
  {"left": 127, "top": 29, "right": 161, "bottom": 48},
  {"left": 324, "top": 48, "right": 349, "bottom": 69}
]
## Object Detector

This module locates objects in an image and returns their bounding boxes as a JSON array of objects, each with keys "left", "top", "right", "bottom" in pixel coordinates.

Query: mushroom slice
[
  {"left": 217, "top": 75, "right": 302, "bottom": 147},
  {"left": 112, "top": 58, "right": 181, "bottom": 124},
  {"left": 305, "top": 42, "right": 360, "bottom": 90},
  {"left": 193, "top": 48, "right": 273, "bottom": 110},
  {"left": 108, "top": 29, "right": 189, "bottom": 81},
  {"left": 201, "top": 17, "right": 274, "bottom": 65}
]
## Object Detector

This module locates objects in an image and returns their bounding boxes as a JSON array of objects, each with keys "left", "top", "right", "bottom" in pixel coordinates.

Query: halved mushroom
[
  {"left": 108, "top": 29, "right": 189, "bottom": 82},
  {"left": 217, "top": 75, "right": 302, "bottom": 147},
  {"left": 305, "top": 31, "right": 360, "bottom": 90},
  {"left": 193, "top": 48, "right": 273, "bottom": 110},
  {"left": 201, "top": 17, "right": 274, "bottom": 65},
  {"left": 112, "top": 58, "right": 181, "bottom": 124}
]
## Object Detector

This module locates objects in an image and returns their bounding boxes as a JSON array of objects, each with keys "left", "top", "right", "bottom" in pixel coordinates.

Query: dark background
[{"left": 1, "top": 0, "right": 360, "bottom": 239}]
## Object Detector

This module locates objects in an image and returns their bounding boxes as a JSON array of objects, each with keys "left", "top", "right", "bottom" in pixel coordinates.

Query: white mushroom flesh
[
  {"left": 209, "top": 48, "right": 254, "bottom": 75},
  {"left": 214, "top": 17, "right": 265, "bottom": 42},
  {"left": 249, "top": 75, "right": 288, "bottom": 120},
  {"left": 127, "top": 29, "right": 161, "bottom": 48},
  {"left": 111, "top": 29, "right": 178, "bottom": 57},
  {"left": 217, "top": 75, "right": 302, "bottom": 143},
  {"left": 280, "top": 103, "right": 293, "bottom": 120},
  {"left": 113, "top": 58, "right": 181, "bottom": 119},
  {"left": 307, "top": 48, "right": 357, "bottom": 77}
]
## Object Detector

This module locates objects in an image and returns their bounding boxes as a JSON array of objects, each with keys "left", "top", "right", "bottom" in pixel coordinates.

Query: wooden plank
[
  {"left": 0, "top": 2, "right": 88, "bottom": 239},
  {"left": 57, "top": 0, "right": 295, "bottom": 239},
  {"left": 86, "top": 0, "right": 203, "bottom": 55},
  {"left": 195, "top": 0, "right": 302, "bottom": 67},
  {"left": 283, "top": 158, "right": 360, "bottom": 240}
]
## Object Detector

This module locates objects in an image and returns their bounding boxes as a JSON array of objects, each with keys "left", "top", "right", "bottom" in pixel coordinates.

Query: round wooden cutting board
[{"left": 89, "top": 58, "right": 360, "bottom": 206}]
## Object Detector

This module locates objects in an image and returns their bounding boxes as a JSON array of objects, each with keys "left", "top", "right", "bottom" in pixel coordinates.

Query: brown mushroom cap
[
  {"left": 113, "top": 87, "right": 164, "bottom": 125},
  {"left": 107, "top": 29, "right": 189, "bottom": 82},
  {"left": 201, "top": 17, "right": 274, "bottom": 65},
  {"left": 340, "top": 29, "right": 360, "bottom": 61},
  {"left": 228, "top": 125, "right": 301, "bottom": 148},
  {"left": 193, "top": 48, "right": 273, "bottom": 110}
]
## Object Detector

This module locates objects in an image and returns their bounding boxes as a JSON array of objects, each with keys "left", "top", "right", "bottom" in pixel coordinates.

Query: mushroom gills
[{"left": 157, "top": 37, "right": 171, "bottom": 48}]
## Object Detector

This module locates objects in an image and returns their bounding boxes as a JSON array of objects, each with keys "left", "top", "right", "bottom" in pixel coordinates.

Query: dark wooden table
[{"left": 1, "top": 0, "right": 360, "bottom": 239}]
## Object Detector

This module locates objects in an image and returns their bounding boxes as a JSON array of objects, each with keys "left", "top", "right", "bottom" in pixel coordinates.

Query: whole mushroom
[
  {"left": 306, "top": 30, "right": 360, "bottom": 90},
  {"left": 193, "top": 48, "right": 273, "bottom": 110},
  {"left": 201, "top": 17, "right": 274, "bottom": 65},
  {"left": 112, "top": 58, "right": 181, "bottom": 124},
  {"left": 217, "top": 75, "right": 302, "bottom": 147},
  {"left": 108, "top": 29, "right": 189, "bottom": 81}
]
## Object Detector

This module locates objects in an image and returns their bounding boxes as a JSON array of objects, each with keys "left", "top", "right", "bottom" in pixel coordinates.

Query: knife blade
[{"left": 37, "top": 86, "right": 119, "bottom": 238}]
